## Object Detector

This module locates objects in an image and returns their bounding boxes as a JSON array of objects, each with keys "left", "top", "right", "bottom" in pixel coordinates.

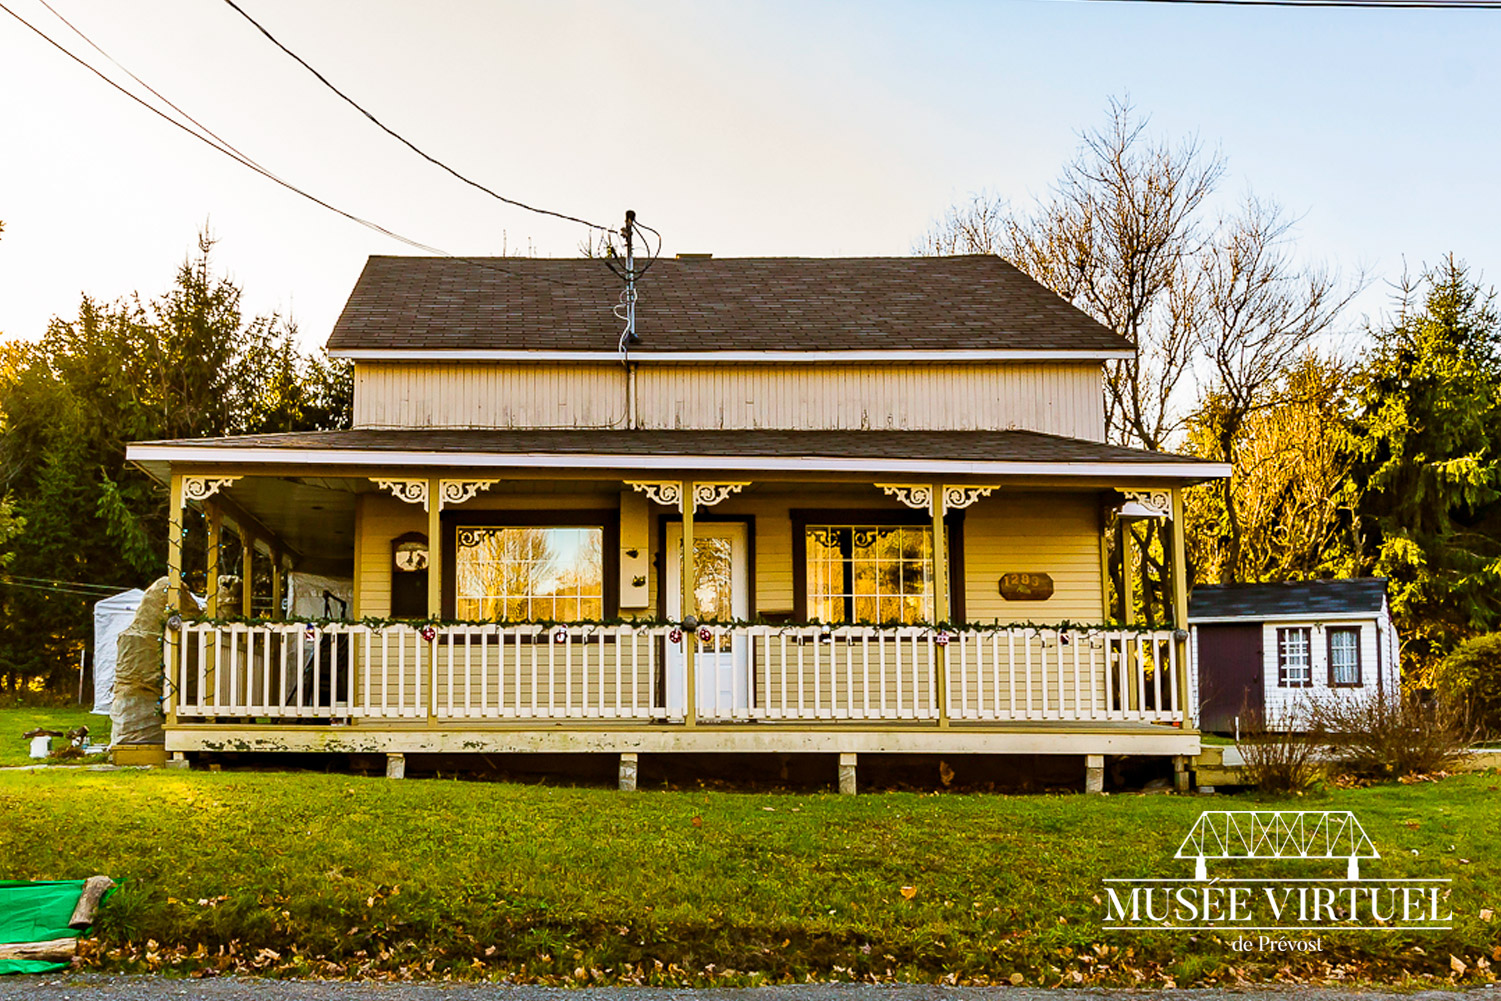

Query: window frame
[
  {"left": 1276, "top": 626, "right": 1313, "bottom": 689},
  {"left": 1326, "top": 626, "right": 1363, "bottom": 688},
  {"left": 790, "top": 508, "right": 965, "bottom": 625},
  {"left": 439, "top": 510, "right": 619, "bottom": 621}
]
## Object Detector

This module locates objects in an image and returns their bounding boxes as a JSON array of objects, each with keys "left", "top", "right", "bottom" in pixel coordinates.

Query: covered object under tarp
[{"left": 91, "top": 588, "right": 144, "bottom": 715}]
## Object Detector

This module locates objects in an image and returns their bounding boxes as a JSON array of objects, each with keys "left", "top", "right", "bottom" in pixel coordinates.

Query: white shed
[
  {"left": 1188, "top": 578, "right": 1399, "bottom": 733},
  {"left": 92, "top": 588, "right": 145, "bottom": 714}
]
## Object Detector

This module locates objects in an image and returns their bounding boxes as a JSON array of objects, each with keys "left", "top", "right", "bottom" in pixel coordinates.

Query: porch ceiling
[{"left": 128, "top": 428, "right": 1230, "bottom": 483}]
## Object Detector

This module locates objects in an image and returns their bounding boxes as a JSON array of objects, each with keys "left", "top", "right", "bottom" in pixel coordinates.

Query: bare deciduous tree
[
  {"left": 1193, "top": 197, "right": 1361, "bottom": 580},
  {"left": 918, "top": 97, "right": 1360, "bottom": 588}
]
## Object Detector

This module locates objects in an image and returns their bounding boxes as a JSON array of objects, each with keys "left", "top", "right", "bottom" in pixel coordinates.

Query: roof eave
[
  {"left": 325, "top": 347, "right": 1136, "bottom": 363},
  {"left": 125, "top": 442, "right": 1229, "bottom": 482}
]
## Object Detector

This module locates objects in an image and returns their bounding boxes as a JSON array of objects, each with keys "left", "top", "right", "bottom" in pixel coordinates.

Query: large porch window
[
  {"left": 453, "top": 526, "right": 604, "bottom": 621},
  {"left": 805, "top": 524, "right": 934, "bottom": 624}
]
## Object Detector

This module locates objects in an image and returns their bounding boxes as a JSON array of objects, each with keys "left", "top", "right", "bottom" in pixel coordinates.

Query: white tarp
[
  {"left": 287, "top": 572, "right": 354, "bottom": 620},
  {"left": 91, "top": 588, "right": 144, "bottom": 714}
]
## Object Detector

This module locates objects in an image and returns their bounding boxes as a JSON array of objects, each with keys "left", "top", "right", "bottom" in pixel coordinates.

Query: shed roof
[
  {"left": 325, "top": 255, "right": 1135, "bottom": 357},
  {"left": 1189, "top": 578, "right": 1388, "bottom": 621}
]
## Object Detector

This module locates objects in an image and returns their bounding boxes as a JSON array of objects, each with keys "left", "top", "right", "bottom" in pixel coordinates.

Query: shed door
[{"left": 1197, "top": 624, "right": 1263, "bottom": 734}]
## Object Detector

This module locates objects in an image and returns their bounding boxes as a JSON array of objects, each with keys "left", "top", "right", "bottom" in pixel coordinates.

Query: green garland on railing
[{"left": 175, "top": 612, "right": 1176, "bottom": 634}]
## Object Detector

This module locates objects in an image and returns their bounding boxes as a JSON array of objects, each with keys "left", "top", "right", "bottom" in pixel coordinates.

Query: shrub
[
  {"left": 1235, "top": 707, "right": 1322, "bottom": 794},
  {"left": 1430, "top": 633, "right": 1501, "bottom": 738},
  {"left": 1309, "top": 690, "right": 1473, "bottom": 779}
]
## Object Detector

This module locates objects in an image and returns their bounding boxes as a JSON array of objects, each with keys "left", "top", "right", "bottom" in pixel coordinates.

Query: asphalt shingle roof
[
  {"left": 133, "top": 428, "right": 1215, "bottom": 469},
  {"left": 1189, "top": 579, "right": 1389, "bottom": 620},
  {"left": 325, "top": 256, "right": 1135, "bottom": 354}
]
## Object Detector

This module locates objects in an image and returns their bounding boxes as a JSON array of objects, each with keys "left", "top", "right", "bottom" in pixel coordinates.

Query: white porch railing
[{"left": 166, "top": 622, "right": 1183, "bottom": 725}]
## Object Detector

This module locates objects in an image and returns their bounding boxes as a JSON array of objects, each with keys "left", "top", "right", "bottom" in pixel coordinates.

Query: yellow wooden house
[{"left": 126, "top": 255, "right": 1228, "bottom": 791}]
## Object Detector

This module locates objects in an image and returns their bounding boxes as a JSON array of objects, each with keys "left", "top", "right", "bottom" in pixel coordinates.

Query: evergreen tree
[
  {"left": 0, "top": 235, "right": 352, "bottom": 693},
  {"left": 1353, "top": 257, "right": 1501, "bottom": 677}
]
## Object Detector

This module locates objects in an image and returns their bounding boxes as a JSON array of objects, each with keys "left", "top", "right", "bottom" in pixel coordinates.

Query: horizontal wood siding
[
  {"left": 355, "top": 488, "right": 1106, "bottom": 628},
  {"left": 961, "top": 494, "right": 1104, "bottom": 625},
  {"left": 354, "top": 362, "right": 1106, "bottom": 439}
]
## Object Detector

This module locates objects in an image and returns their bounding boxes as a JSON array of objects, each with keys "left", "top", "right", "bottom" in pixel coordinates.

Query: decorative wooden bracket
[
  {"left": 942, "top": 486, "right": 996, "bottom": 512},
  {"left": 371, "top": 478, "right": 430, "bottom": 511},
  {"left": 182, "top": 476, "right": 240, "bottom": 503},
  {"left": 877, "top": 483, "right": 933, "bottom": 512},
  {"left": 692, "top": 482, "right": 749, "bottom": 510},
  {"left": 627, "top": 481, "right": 749, "bottom": 514},
  {"left": 1118, "top": 488, "right": 1172, "bottom": 520},
  {"left": 627, "top": 481, "right": 682, "bottom": 511},
  {"left": 878, "top": 483, "right": 995, "bottom": 515},
  {"left": 438, "top": 478, "right": 499, "bottom": 509}
]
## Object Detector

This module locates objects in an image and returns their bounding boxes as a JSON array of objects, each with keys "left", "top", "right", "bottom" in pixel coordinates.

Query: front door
[
  {"left": 1197, "top": 624, "right": 1263, "bottom": 734},
  {"left": 666, "top": 522, "right": 750, "bottom": 717}
]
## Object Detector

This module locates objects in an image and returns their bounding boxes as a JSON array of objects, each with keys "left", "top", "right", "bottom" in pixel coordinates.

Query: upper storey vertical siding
[{"left": 353, "top": 362, "right": 1108, "bottom": 441}]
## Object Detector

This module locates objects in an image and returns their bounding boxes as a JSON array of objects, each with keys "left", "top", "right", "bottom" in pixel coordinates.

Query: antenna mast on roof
[{"left": 619, "top": 209, "right": 639, "bottom": 350}]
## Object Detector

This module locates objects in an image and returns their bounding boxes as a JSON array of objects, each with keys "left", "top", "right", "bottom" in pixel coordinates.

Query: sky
[{"left": 1, "top": 0, "right": 1499, "bottom": 350}]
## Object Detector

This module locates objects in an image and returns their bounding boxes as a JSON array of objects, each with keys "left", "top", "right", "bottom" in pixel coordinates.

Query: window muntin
[
  {"left": 1328, "top": 627, "right": 1362, "bottom": 687},
  {"left": 1277, "top": 627, "right": 1312, "bottom": 688},
  {"left": 454, "top": 526, "right": 604, "bottom": 621},
  {"left": 805, "top": 525, "right": 933, "bottom": 624}
]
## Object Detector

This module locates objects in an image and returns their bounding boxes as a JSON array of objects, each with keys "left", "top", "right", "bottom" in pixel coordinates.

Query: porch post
[
  {"left": 1117, "top": 517, "right": 1134, "bottom": 626},
  {"left": 426, "top": 477, "right": 441, "bottom": 725},
  {"left": 931, "top": 483, "right": 949, "bottom": 727},
  {"left": 681, "top": 480, "right": 696, "bottom": 728},
  {"left": 1098, "top": 499, "right": 1112, "bottom": 622},
  {"left": 166, "top": 474, "right": 184, "bottom": 728},
  {"left": 426, "top": 477, "right": 441, "bottom": 618},
  {"left": 1170, "top": 486, "right": 1191, "bottom": 727},
  {"left": 241, "top": 530, "right": 254, "bottom": 618},
  {"left": 205, "top": 502, "right": 222, "bottom": 618},
  {"left": 270, "top": 546, "right": 283, "bottom": 620}
]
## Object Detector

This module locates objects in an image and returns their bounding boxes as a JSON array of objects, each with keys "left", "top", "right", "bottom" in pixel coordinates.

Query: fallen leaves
[{"left": 899, "top": 886, "right": 917, "bottom": 900}]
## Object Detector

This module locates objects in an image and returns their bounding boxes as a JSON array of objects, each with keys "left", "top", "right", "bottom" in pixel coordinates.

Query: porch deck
[{"left": 163, "top": 621, "right": 1197, "bottom": 761}]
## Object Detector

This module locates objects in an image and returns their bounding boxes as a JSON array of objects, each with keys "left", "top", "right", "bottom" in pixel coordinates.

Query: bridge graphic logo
[
  {"left": 1177, "top": 810, "right": 1379, "bottom": 881},
  {"left": 1100, "top": 809, "right": 1451, "bottom": 934}
]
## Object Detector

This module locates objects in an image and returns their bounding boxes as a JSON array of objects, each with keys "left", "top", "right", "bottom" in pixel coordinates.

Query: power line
[
  {"left": 0, "top": 2, "right": 597, "bottom": 291},
  {"left": 1073, "top": 1, "right": 1501, "bottom": 8},
  {"left": 219, "top": 0, "right": 615, "bottom": 235},
  {"left": 2, "top": 574, "right": 132, "bottom": 593}
]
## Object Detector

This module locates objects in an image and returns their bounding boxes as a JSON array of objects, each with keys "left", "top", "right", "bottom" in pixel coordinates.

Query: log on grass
[
  {"left": 0, "top": 937, "right": 76, "bottom": 963},
  {"left": 69, "top": 875, "right": 116, "bottom": 929}
]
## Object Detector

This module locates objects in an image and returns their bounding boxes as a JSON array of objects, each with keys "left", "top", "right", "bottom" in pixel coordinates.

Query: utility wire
[
  {"left": 2, "top": 573, "right": 131, "bottom": 593},
  {"left": 1073, "top": 0, "right": 1501, "bottom": 8},
  {"left": 219, "top": 0, "right": 615, "bottom": 235},
  {"left": 0, "top": 2, "right": 595, "bottom": 291}
]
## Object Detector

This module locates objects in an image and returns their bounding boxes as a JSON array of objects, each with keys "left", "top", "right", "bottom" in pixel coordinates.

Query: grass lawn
[
  {"left": 2, "top": 766, "right": 1498, "bottom": 986},
  {"left": 0, "top": 705, "right": 110, "bottom": 767}
]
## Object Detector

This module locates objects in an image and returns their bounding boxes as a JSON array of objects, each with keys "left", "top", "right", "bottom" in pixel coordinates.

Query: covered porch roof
[{"left": 127, "top": 428, "right": 1230, "bottom": 482}]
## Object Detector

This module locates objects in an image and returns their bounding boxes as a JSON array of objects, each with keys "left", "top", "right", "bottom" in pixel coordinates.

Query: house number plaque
[{"left": 999, "top": 572, "right": 1054, "bottom": 601}]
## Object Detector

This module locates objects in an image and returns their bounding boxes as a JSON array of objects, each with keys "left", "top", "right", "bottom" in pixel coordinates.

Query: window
[
  {"left": 1277, "top": 627, "right": 1312, "bottom": 688},
  {"left": 805, "top": 524, "right": 934, "bottom": 624},
  {"left": 1328, "top": 627, "right": 1362, "bottom": 687},
  {"left": 454, "top": 526, "right": 604, "bottom": 621}
]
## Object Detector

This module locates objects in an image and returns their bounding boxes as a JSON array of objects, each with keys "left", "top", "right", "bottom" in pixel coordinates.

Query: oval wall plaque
[{"left": 999, "top": 572, "right": 1054, "bottom": 601}]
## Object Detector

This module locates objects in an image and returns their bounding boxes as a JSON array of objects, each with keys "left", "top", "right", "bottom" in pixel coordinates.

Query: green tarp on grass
[{"left": 0, "top": 879, "right": 112, "bottom": 975}]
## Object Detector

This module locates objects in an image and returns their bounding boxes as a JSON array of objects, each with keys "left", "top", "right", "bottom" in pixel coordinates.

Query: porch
[{"left": 127, "top": 429, "right": 1224, "bottom": 782}]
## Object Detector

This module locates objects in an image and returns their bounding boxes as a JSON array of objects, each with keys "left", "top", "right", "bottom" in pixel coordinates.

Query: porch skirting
[{"left": 165, "top": 723, "right": 1199, "bottom": 757}]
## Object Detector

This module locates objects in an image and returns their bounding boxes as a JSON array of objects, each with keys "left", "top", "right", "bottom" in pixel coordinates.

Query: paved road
[{"left": 0, "top": 977, "right": 1489, "bottom": 1001}]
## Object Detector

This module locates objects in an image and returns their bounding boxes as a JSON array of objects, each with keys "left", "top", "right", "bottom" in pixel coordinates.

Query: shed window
[
  {"left": 1276, "top": 627, "right": 1312, "bottom": 688},
  {"left": 454, "top": 526, "right": 604, "bottom": 621},
  {"left": 805, "top": 525, "right": 934, "bottom": 624},
  {"left": 1328, "top": 627, "right": 1362, "bottom": 687}
]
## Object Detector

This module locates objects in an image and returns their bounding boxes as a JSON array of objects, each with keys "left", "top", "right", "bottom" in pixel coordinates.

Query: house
[
  {"left": 125, "top": 255, "right": 1229, "bottom": 790},
  {"left": 1188, "top": 578, "right": 1399, "bottom": 734}
]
